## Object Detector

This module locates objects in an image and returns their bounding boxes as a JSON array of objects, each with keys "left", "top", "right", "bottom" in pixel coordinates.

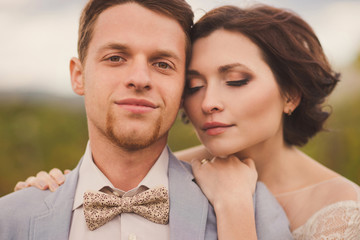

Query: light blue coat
[{"left": 0, "top": 149, "right": 293, "bottom": 239}]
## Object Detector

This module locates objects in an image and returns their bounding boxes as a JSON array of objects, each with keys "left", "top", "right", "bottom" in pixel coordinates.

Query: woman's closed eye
[
  {"left": 226, "top": 78, "right": 250, "bottom": 86},
  {"left": 186, "top": 85, "right": 203, "bottom": 94},
  {"left": 186, "top": 77, "right": 205, "bottom": 95}
]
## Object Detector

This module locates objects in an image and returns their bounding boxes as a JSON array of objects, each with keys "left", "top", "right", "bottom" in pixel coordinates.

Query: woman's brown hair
[{"left": 191, "top": 5, "right": 340, "bottom": 146}]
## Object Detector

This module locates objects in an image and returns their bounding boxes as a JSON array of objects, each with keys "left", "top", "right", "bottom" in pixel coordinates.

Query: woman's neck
[{"left": 234, "top": 139, "right": 305, "bottom": 195}]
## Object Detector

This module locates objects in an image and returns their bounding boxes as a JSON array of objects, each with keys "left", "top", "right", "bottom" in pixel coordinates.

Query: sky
[{"left": 1, "top": 0, "right": 360, "bottom": 96}]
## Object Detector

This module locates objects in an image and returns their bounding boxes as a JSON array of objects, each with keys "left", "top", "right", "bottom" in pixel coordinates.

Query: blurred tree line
[{"left": 1, "top": 60, "right": 360, "bottom": 196}]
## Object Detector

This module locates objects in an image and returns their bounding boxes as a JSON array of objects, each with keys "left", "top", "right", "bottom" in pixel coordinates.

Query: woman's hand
[
  {"left": 191, "top": 155, "right": 258, "bottom": 207},
  {"left": 191, "top": 155, "right": 258, "bottom": 240},
  {"left": 14, "top": 168, "right": 70, "bottom": 192}
]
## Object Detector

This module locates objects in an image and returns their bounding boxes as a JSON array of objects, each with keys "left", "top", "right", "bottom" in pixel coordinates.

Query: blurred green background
[{"left": 1, "top": 59, "right": 360, "bottom": 197}]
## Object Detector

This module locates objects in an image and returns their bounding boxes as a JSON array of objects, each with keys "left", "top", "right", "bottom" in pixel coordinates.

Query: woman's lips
[{"left": 202, "top": 122, "right": 235, "bottom": 136}]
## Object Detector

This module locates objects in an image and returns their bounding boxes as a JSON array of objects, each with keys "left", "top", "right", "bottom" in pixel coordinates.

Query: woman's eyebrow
[
  {"left": 218, "top": 63, "right": 249, "bottom": 73},
  {"left": 186, "top": 69, "right": 202, "bottom": 76}
]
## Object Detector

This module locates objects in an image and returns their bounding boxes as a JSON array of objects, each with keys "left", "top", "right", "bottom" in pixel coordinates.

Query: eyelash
[
  {"left": 226, "top": 78, "right": 250, "bottom": 86},
  {"left": 105, "top": 55, "right": 125, "bottom": 63},
  {"left": 186, "top": 78, "right": 250, "bottom": 95},
  {"left": 154, "top": 62, "right": 173, "bottom": 70},
  {"left": 186, "top": 86, "right": 203, "bottom": 95},
  {"left": 104, "top": 55, "right": 174, "bottom": 73}
]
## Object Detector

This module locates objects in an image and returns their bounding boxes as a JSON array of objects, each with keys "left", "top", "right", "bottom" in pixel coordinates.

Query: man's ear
[{"left": 69, "top": 57, "right": 85, "bottom": 96}]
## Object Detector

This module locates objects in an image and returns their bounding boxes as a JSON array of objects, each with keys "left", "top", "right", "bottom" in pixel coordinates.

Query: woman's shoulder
[
  {"left": 276, "top": 175, "right": 360, "bottom": 230},
  {"left": 309, "top": 176, "right": 360, "bottom": 202},
  {"left": 290, "top": 177, "right": 360, "bottom": 239},
  {"left": 292, "top": 197, "right": 360, "bottom": 239}
]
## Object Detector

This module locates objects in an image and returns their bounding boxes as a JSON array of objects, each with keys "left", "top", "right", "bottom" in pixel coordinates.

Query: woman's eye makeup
[
  {"left": 224, "top": 70, "right": 251, "bottom": 86},
  {"left": 186, "top": 85, "right": 203, "bottom": 94},
  {"left": 185, "top": 69, "right": 252, "bottom": 95},
  {"left": 226, "top": 78, "right": 250, "bottom": 86},
  {"left": 186, "top": 77, "right": 204, "bottom": 94}
]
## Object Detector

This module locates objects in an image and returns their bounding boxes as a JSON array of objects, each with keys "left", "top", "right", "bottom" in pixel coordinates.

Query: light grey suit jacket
[{"left": 0, "top": 149, "right": 293, "bottom": 240}]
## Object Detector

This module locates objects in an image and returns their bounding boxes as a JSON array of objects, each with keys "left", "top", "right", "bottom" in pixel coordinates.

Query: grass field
[{"left": 1, "top": 66, "right": 359, "bottom": 196}]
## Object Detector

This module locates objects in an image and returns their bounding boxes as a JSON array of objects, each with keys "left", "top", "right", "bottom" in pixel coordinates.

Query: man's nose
[{"left": 125, "top": 58, "right": 152, "bottom": 91}]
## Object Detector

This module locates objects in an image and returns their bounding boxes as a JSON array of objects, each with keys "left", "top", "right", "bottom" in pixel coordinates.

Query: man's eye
[
  {"left": 155, "top": 62, "right": 171, "bottom": 69},
  {"left": 108, "top": 56, "right": 124, "bottom": 62}
]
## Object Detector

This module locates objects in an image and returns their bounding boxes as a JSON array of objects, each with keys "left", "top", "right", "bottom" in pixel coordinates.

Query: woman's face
[{"left": 183, "top": 29, "right": 288, "bottom": 157}]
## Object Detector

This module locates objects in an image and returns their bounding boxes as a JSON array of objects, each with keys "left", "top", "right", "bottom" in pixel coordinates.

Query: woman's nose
[{"left": 201, "top": 85, "right": 224, "bottom": 114}]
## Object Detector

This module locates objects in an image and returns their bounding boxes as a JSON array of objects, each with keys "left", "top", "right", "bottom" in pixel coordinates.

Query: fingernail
[
  {"left": 56, "top": 175, "right": 65, "bottom": 184},
  {"left": 50, "top": 183, "right": 58, "bottom": 192},
  {"left": 39, "top": 181, "right": 47, "bottom": 189}
]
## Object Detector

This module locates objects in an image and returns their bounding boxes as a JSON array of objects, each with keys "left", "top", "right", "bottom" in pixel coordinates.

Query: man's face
[{"left": 71, "top": 3, "right": 186, "bottom": 151}]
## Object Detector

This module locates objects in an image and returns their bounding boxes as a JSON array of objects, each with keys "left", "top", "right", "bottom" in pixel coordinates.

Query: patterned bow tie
[{"left": 83, "top": 186, "right": 169, "bottom": 231}]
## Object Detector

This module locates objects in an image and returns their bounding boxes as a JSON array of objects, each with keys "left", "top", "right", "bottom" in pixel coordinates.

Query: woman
[
  {"left": 16, "top": 4, "right": 360, "bottom": 239},
  {"left": 181, "top": 5, "right": 360, "bottom": 239}
]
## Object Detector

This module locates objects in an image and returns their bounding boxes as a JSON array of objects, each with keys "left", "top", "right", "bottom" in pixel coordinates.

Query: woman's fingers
[
  {"left": 14, "top": 181, "right": 30, "bottom": 191},
  {"left": 13, "top": 168, "right": 69, "bottom": 192},
  {"left": 49, "top": 168, "right": 66, "bottom": 185},
  {"left": 34, "top": 171, "right": 58, "bottom": 191},
  {"left": 242, "top": 158, "right": 256, "bottom": 170},
  {"left": 191, "top": 158, "right": 208, "bottom": 171}
]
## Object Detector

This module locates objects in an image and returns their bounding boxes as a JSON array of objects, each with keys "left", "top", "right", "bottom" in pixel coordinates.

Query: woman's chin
[{"left": 206, "top": 148, "right": 237, "bottom": 159}]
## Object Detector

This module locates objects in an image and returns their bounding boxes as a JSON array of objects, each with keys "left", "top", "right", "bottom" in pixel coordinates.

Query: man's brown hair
[{"left": 78, "top": 0, "right": 194, "bottom": 64}]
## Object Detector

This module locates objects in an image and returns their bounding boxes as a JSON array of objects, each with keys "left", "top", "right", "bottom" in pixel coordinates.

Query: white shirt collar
[{"left": 72, "top": 141, "right": 169, "bottom": 210}]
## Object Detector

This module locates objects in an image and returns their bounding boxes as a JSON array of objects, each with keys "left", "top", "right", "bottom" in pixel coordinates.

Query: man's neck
[{"left": 89, "top": 136, "right": 168, "bottom": 191}]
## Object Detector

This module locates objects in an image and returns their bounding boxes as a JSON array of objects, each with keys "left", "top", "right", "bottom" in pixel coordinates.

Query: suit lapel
[
  {"left": 168, "top": 150, "right": 210, "bottom": 240},
  {"left": 254, "top": 182, "right": 293, "bottom": 240},
  {"left": 31, "top": 160, "right": 81, "bottom": 240},
  {"left": 30, "top": 152, "right": 216, "bottom": 239}
]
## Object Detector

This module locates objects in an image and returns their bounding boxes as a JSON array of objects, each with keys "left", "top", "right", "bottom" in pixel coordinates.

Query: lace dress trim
[{"left": 292, "top": 200, "right": 360, "bottom": 240}]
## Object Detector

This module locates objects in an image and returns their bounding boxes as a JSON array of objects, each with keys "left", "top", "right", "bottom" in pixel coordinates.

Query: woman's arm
[
  {"left": 13, "top": 145, "right": 210, "bottom": 191},
  {"left": 191, "top": 156, "right": 258, "bottom": 240},
  {"left": 14, "top": 145, "right": 209, "bottom": 191}
]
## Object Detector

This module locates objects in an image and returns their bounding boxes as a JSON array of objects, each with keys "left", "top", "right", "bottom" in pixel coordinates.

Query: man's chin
[
  {"left": 115, "top": 139, "right": 156, "bottom": 151},
  {"left": 106, "top": 112, "right": 163, "bottom": 151},
  {"left": 106, "top": 129, "right": 161, "bottom": 151}
]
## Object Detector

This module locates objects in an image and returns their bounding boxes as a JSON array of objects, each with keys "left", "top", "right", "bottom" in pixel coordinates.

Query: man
[{"left": 0, "top": 0, "right": 292, "bottom": 239}]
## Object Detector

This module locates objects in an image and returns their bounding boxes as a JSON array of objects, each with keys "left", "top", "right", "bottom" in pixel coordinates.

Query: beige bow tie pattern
[{"left": 83, "top": 186, "right": 169, "bottom": 231}]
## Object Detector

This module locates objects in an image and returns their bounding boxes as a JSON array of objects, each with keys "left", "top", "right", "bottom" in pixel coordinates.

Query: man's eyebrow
[
  {"left": 150, "top": 50, "right": 181, "bottom": 62},
  {"left": 218, "top": 63, "right": 248, "bottom": 73},
  {"left": 97, "top": 43, "right": 130, "bottom": 54}
]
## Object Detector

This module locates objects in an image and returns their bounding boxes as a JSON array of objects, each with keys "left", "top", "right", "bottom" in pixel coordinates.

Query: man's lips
[
  {"left": 115, "top": 98, "right": 158, "bottom": 114},
  {"left": 202, "top": 122, "right": 235, "bottom": 136}
]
